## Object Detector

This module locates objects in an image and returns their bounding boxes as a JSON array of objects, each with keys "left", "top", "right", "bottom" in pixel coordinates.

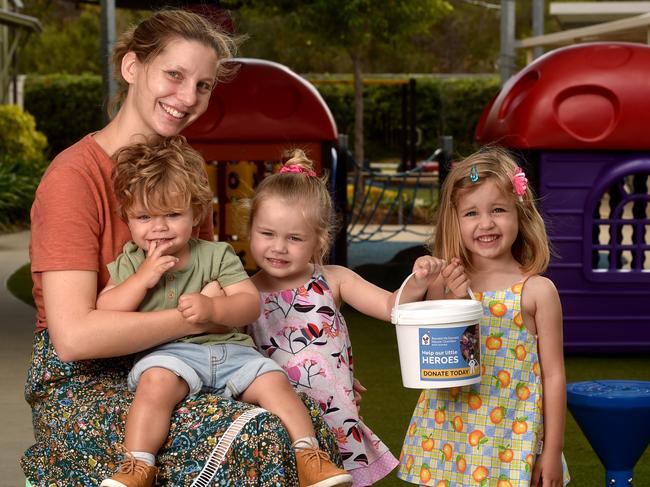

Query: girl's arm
[
  {"left": 324, "top": 258, "right": 443, "bottom": 322},
  {"left": 526, "top": 276, "right": 566, "bottom": 487},
  {"left": 43, "top": 270, "right": 206, "bottom": 362},
  {"left": 177, "top": 278, "right": 261, "bottom": 329}
]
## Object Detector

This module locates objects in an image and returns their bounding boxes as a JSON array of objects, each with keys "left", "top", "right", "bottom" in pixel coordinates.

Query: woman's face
[{"left": 128, "top": 37, "right": 219, "bottom": 137}]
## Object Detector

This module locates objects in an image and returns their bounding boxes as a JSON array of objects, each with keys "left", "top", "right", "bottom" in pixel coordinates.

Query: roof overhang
[
  {"left": 550, "top": 2, "right": 650, "bottom": 27},
  {"left": 0, "top": 9, "right": 42, "bottom": 31},
  {"left": 516, "top": 11, "right": 650, "bottom": 61}
]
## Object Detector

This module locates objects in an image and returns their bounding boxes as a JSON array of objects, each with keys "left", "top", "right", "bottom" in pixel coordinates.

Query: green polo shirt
[{"left": 107, "top": 238, "right": 254, "bottom": 347}]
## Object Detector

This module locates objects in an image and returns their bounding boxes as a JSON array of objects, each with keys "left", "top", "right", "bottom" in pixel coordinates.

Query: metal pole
[
  {"left": 499, "top": 0, "right": 516, "bottom": 84},
  {"left": 100, "top": 0, "right": 116, "bottom": 123},
  {"left": 409, "top": 78, "right": 417, "bottom": 170},
  {"left": 532, "top": 0, "right": 544, "bottom": 60}
]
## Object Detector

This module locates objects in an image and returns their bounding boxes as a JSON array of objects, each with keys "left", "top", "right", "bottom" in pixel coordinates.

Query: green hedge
[
  {"left": 0, "top": 105, "right": 48, "bottom": 230},
  {"left": 24, "top": 74, "right": 104, "bottom": 158},
  {"left": 316, "top": 75, "right": 500, "bottom": 160},
  {"left": 23, "top": 73, "right": 500, "bottom": 161}
]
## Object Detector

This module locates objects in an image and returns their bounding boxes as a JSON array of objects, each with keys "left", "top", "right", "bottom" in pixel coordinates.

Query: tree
[
  {"left": 231, "top": 0, "right": 452, "bottom": 165},
  {"left": 293, "top": 1, "right": 451, "bottom": 165}
]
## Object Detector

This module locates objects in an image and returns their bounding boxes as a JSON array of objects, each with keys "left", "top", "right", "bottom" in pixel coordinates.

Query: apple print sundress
[
  {"left": 397, "top": 280, "right": 570, "bottom": 486},
  {"left": 249, "top": 266, "right": 399, "bottom": 486}
]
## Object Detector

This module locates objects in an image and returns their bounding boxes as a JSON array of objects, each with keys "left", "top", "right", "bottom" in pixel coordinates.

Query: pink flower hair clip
[
  {"left": 511, "top": 167, "right": 528, "bottom": 201},
  {"left": 279, "top": 164, "right": 317, "bottom": 177}
]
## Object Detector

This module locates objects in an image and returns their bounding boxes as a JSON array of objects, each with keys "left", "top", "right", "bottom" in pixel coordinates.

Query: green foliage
[
  {"left": 0, "top": 106, "right": 47, "bottom": 230},
  {"left": 18, "top": 9, "right": 101, "bottom": 75},
  {"left": 316, "top": 75, "right": 501, "bottom": 160},
  {"left": 0, "top": 104, "right": 47, "bottom": 165},
  {"left": 6, "top": 263, "right": 34, "bottom": 308},
  {"left": 24, "top": 73, "right": 104, "bottom": 157}
]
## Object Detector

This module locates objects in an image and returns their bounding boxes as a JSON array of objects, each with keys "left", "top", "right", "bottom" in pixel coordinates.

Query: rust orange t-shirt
[{"left": 29, "top": 134, "right": 214, "bottom": 332}]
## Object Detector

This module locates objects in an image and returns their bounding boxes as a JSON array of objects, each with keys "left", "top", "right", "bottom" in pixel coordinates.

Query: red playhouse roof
[
  {"left": 183, "top": 58, "right": 338, "bottom": 143},
  {"left": 475, "top": 42, "right": 650, "bottom": 149}
]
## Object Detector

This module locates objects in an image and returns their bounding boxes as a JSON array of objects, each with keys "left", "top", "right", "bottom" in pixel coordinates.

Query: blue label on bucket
[{"left": 419, "top": 324, "right": 481, "bottom": 381}]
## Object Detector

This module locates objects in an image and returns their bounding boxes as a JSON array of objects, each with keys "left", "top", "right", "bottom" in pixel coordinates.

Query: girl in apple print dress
[
  {"left": 397, "top": 147, "right": 570, "bottom": 487},
  {"left": 244, "top": 150, "right": 461, "bottom": 486}
]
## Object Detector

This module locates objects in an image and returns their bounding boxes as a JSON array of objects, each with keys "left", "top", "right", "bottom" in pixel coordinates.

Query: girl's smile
[
  {"left": 250, "top": 197, "right": 319, "bottom": 289},
  {"left": 456, "top": 179, "right": 519, "bottom": 265}
]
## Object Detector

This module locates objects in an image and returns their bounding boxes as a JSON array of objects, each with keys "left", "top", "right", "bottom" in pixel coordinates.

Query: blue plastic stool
[{"left": 567, "top": 380, "right": 650, "bottom": 486}]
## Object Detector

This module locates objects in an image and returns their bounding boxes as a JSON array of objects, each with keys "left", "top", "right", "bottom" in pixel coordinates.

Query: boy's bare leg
[
  {"left": 125, "top": 367, "right": 190, "bottom": 453},
  {"left": 239, "top": 371, "right": 314, "bottom": 441}
]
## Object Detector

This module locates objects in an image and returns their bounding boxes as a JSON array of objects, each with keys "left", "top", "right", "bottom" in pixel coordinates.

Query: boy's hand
[
  {"left": 178, "top": 293, "right": 214, "bottom": 324},
  {"left": 412, "top": 256, "right": 446, "bottom": 285},
  {"left": 441, "top": 258, "right": 470, "bottom": 298},
  {"left": 136, "top": 240, "right": 178, "bottom": 289}
]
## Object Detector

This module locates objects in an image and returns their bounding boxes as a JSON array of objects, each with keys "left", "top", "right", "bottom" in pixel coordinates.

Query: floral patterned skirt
[{"left": 21, "top": 330, "right": 340, "bottom": 486}]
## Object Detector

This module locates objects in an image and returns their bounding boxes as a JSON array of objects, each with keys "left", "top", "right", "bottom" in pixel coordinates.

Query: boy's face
[{"left": 126, "top": 201, "right": 199, "bottom": 258}]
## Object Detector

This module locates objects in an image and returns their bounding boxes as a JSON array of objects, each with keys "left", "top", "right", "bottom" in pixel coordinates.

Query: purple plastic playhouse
[{"left": 476, "top": 42, "right": 650, "bottom": 352}]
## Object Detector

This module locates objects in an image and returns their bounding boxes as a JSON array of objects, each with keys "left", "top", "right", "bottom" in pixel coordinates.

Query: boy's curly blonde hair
[{"left": 112, "top": 135, "right": 212, "bottom": 223}]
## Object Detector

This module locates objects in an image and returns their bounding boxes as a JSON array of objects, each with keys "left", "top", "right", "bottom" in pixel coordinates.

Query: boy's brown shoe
[
  {"left": 100, "top": 454, "right": 158, "bottom": 487},
  {"left": 295, "top": 446, "right": 353, "bottom": 487}
]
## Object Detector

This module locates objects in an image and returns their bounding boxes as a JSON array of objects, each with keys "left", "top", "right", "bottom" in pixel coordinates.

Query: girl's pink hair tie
[
  {"left": 279, "top": 164, "right": 317, "bottom": 177},
  {"left": 511, "top": 167, "right": 528, "bottom": 201}
]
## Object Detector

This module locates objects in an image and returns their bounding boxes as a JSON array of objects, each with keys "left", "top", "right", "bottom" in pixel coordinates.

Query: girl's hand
[
  {"left": 136, "top": 240, "right": 178, "bottom": 289},
  {"left": 178, "top": 293, "right": 214, "bottom": 324},
  {"left": 352, "top": 377, "right": 367, "bottom": 412},
  {"left": 530, "top": 449, "right": 564, "bottom": 487},
  {"left": 412, "top": 256, "right": 446, "bottom": 285},
  {"left": 441, "top": 258, "right": 470, "bottom": 298}
]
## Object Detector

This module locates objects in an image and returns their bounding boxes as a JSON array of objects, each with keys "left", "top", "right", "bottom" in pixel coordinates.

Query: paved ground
[{"left": 0, "top": 230, "right": 34, "bottom": 486}]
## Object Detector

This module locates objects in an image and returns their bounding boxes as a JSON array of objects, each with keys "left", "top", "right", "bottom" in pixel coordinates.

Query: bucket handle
[{"left": 394, "top": 272, "right": 477, "bottom": 324}]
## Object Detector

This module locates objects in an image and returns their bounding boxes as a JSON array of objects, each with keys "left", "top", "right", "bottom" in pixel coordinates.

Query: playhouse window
[{"left": 591, "top": 174, "right": 650, "bottom": 273}]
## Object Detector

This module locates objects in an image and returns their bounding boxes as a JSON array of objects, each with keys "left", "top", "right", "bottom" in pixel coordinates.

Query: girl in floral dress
[
  {"left": 397, "top": 147, "right": 570, "bottom": 486},
  {"left": 244, "top": 150, "right": 458, "bottom": 486}
]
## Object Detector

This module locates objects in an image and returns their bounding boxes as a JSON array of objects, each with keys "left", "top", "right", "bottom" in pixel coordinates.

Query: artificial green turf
[{"left": 344, "top": 306, "right": 650, "bottom": 486}]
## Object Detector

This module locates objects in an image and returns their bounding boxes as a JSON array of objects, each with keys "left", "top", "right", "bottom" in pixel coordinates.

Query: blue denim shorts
[{"left": 127, "top": 342, "right": 284, "bottom": 397}]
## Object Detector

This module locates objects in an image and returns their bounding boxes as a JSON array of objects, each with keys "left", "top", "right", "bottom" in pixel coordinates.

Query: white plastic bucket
[{"left": 391, "top": 273, "right": 483, "bottom": 389}]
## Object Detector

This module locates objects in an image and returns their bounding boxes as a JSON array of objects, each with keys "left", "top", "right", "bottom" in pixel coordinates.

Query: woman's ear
[{"left": 121, "top": 52, "right": 138, "bottom": 84}]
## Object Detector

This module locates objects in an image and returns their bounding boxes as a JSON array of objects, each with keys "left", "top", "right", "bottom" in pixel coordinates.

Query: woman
[{"left": 22, "top": 9, "right": 339, "bottom": 486}]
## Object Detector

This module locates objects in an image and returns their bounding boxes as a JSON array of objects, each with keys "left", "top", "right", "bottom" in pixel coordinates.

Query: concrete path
[{"left": 0, "top": 231, "right": 35, "bottom": 486}]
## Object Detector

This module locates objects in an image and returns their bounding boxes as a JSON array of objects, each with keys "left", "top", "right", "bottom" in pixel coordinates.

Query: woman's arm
[
  {"left": 43, "top": 270, "right": 206, "bottom": 362},
  {"left": 526, "top": 276, "right": 566, "bottom": 487}
]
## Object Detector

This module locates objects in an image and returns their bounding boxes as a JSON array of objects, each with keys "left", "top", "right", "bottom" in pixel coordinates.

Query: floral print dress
[
  {"left": 249, "top": 266, "right": 398, "bottom": 486},
  {"left": 21, "top": 330, "right": 341, "bottom": 486},
  {"left": 397, "top": 280, "right": 570, "bottom": 486}
]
